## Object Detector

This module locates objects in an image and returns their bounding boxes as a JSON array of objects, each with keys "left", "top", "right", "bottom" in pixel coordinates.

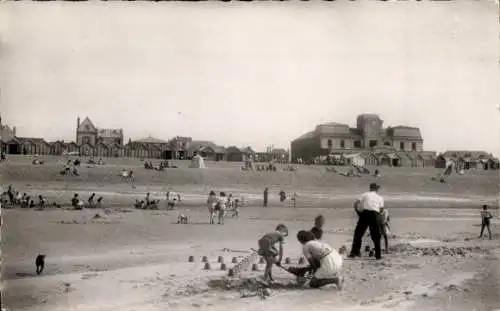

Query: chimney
[
  {"left": 13, "top": 126, "right": 16, "bottom": 137},
  {"left": 77, "top": 117, "right": 80, "bottom": 129}
]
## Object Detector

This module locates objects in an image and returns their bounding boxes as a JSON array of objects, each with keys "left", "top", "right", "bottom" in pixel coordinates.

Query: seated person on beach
[
  {"left": 311, "top": 215, "right": 324, "bottom": 240},
  {"left": 284, "top": 230, "right": 343, "bottom": 289},
  {"left": 38, "top": 195, "right": 46, "bottom": 208},
  {"left": 29, "top": 200, "right": 36, "bottom": 208},
  {"left": 257, "top": 224, "right": 288, "bottom": 282},
  {"left": 71, "top": 194, "right": 80, "bottom": 207}
]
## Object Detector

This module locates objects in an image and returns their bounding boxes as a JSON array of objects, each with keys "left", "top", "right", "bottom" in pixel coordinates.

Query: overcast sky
[{"left": 1, "top": 1, "right": 499, "bottom": 154}]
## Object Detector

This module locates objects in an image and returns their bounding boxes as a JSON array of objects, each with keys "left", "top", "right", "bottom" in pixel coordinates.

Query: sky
[{"left": 1, "top": 1, "right": 499, "bottom": 154}]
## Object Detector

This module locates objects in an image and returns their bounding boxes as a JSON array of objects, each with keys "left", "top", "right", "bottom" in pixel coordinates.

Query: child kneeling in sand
[
  {"left": 257, "top": 224, "right": 289, "bottom": 282},
  {"left": 284, "top": 230, "right": 343, "bottom": 289}
]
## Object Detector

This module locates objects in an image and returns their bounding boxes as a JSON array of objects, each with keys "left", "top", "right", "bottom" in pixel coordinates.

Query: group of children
[
  {"left": 206, "top": 191, "right": 242, "bottom": 224},
  {"left": 256, "top": 215, "right": 344, "bottom": 289}
]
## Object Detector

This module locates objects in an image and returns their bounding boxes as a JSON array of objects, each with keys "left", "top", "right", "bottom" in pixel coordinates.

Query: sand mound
[
  {"left": 208, "top": 276, "right": 301, "bottom": 292},
  {"left": 389, "top": 243, "right": 487, "bottom": 257}
]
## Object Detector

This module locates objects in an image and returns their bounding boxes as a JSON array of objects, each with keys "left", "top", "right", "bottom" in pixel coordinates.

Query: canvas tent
[{"left": 189, "top": 154, "right": 206, "bottom": 168}]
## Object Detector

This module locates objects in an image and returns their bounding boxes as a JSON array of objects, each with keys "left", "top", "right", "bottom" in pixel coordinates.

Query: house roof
[
  {"left": 78, "top": 117, "right": 97, "bottom": 133},
  {"left": 294, "top": 131, "right": 316, "bottom": 141},
  {"left": 387, "top": 126, "right": 423, "bottom": 140},
  {"left": 98, "top": 128, "right": 122, "bottom": 138},
  {"left": 133, "top": 136, "right": 169, "bottom": 144},
  {"left": 442, "top": 150, "right": 490, "bottom": 160},
  {"left": 189, "top": 140, "right": 225, "bottom": 153},
  {"left": 16, "top": 137, "right": 49, "bottom": 145}
]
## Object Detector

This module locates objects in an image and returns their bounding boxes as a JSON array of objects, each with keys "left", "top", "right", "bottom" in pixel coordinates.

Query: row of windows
[{"left": 327, "top": 139, "right": 417, "bottom": 151}]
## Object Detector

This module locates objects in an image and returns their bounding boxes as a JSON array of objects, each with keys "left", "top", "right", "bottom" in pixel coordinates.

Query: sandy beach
[{"left": 2, "top": 156, "right": 500, "bottom": 311}]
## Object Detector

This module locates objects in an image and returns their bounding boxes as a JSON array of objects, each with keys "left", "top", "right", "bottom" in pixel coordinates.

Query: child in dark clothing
[
  {"left": 311, "top": 215, "right": 324, "bottom": 240},
  {"left": 480, "top": 205, "right": 493, "bottom": 240},
  {"left": 257, "top": 224, "right": 288, "bottom": 282}
]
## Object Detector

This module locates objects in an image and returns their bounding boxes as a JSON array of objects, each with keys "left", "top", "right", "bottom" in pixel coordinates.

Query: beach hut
[
  {"left": 344, "top": 153, "right": 366, "bottom": 167},
  {"left": 395, "top": 152, "right": 412, "bottom": 167},
  {"left": 80, "top": 142, "right": 94, "bottom": 157},
  {"left": 189, "top": 154, "right": 206, "bottom": 168}
]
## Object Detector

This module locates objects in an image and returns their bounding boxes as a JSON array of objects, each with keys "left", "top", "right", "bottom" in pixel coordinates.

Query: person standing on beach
[
  {"left": 348, "top": 183, "right": 384, "bottom": 260},
  {"left": 479, "top": 204, "right": 493, "bottom": 240},
  {"left": 263, "top": 187, "right": 269, "bottom": 208},
  {"left": 379, "top": 207, "right": 390, "bottom": 252}
]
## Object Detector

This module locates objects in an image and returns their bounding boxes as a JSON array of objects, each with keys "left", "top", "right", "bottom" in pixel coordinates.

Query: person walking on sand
[
  {"left": 88, "top": 193, "right": 96, "bottom": 208},
  {"left": 257, "top": 224, "right": 288, "bottom": 282},
  {"left": 479, "top": 204, "right": 493, "bottom": 240},
  {"left": 348, "top": 183, "right": 384, "bottom": 260},
  {"left": 263, "top": 187, "right": 269, "bottom": 208}
]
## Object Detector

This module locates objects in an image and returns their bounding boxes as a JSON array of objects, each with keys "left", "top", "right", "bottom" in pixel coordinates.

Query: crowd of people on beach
[{"left": 206, "top": 191, "right": 242, "bottom": 224}]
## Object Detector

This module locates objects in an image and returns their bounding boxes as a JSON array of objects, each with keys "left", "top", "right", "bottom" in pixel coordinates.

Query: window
[
  {"left": 327, "top": 139, "right": 333, "bottom": 148},
  {"left": 85, "top": 125, "right": 90, "bottom": 131},
  {"left": 384, "top": 141, "right": 391, "bottom": 146},
  {"left": 369, "top": 140, "right": 377, "bottom": 148},
  {"left": 340, "top": 140, "right": 345, "bottom": 148},
  {"left": 411, "top": 142, "right": 417, "bottom": 151},
  {"left": 354, "top": 141, "right": 362, "bottom": 148},
  {"left": 400, "top": 142, "right": 405, "bottom": 150}
]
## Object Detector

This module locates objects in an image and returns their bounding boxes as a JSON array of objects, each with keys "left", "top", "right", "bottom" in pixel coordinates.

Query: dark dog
[{"left": 36, "top": 254, "right": 46, "bottom": 275}]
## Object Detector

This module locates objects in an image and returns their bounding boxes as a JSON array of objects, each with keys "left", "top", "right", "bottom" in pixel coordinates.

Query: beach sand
[{"left": 2, "top": 156, "right": 499, "bottom": 311}]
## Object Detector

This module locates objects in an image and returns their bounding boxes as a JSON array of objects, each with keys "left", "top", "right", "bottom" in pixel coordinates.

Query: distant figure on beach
[
  {"left": 88, "top": 193, "right": 96, "bottom": 208},
  {"left": 379, "top": 207, "right": 390, "bottom": 252},
  {"left": 96, "top": 197, "right": 103, "bottom": 209},
  {"left": 215, "top": 192, "right": 227, "bottom": 225},
  {"left": 38, "top": 195, "right": 46, "bottom": 208},
  {"left": 257, "top": 224, "right": 288, "bottom": 282},
  {"left": 279, "top": 190, "right": 286, "bottom": 202},
  {"left": 348, "top": 183, "right": 384, "bottom": 260},
  {"left": 311, "top": 215, "right": 324, "bottom": 240},
  {"left": 207, "top": 191, "right": 217, "bottom": 224},
  {"left": 263, "top": 187, "right": 269, "bottom": 207},
  {"left": 35, "top": 254, "right": 46, "bottom": 275},
  {"left": 166, "top": 191, "right": 181, "bottom": 210},
  {"left": 479, "top": 205, "right": 493, "bottom": 240}
]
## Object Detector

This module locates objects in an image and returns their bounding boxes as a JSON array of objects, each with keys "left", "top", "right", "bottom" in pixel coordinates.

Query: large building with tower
[{"left": 291, "top": 113, "right": 431, "bottom": 166}]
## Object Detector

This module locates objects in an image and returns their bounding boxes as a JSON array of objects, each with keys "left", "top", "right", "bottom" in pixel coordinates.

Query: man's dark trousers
[{"left": 349, "top": 210, "right": 382, "bottom": 259}]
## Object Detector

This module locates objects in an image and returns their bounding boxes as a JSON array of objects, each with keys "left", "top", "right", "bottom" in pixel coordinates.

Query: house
[
  {"left": 130, "top": 136, "right": 171, "bottom": 159},
  {"left": 487, "top": 158, "right": 500, "bottom": 170},
  {"left": 3, "top": 137, "right": 22, "bottom": 154},
  {"left": 225, "top": 146, "right": 256, "bottom": 162},
  {"left": 291, "top": 113, "right": 424, "bottom": 162},
  {"left": 225, "top": 146, "right": 245, "bottom": 162},
  {"left": 168, "top": 136, "right": 192, "bottom": 159},
  {"left": 188, "top": 140, "right": 225, "bottom": 161},
  {"left": 76, "top": 116, "right": 124, "bottom": 146}
]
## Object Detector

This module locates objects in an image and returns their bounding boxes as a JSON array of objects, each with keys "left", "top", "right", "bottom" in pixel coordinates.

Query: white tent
[{"left": 189, "top": 154, "right": 206, "bottom": 168}]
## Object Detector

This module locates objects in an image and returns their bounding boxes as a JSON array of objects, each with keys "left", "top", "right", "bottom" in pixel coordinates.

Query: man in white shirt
[{"left": 348, "top": 183, "right": 385, "bottom": 260}]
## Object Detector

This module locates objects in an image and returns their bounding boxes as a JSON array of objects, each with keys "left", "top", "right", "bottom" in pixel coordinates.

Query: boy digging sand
[{"left": 257, "top": 224, "right": 288, "bottom": 282}]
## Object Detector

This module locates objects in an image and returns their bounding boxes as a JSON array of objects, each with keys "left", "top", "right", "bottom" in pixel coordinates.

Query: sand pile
[{"left": 389, "top": 243, "right": 487, "bottom": 257}]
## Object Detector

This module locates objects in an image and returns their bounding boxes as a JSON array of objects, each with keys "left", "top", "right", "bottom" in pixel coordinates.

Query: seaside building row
[
  {"left": 0, "top": 116, "right": 288, "bottom": 163},
  {"left": 291, "top": 113, "right": 499, "bottom": 169},
  {"left": 1, "top": 115, "right": 498, "bottom": 169}
]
